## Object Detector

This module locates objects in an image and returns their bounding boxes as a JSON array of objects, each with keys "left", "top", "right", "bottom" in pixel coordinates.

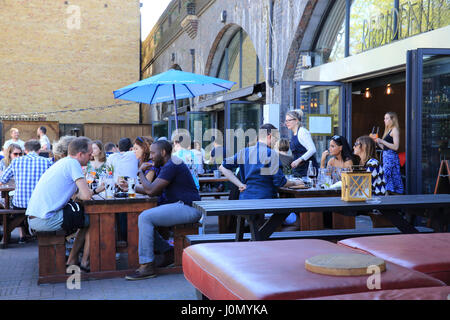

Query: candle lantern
[{"left": 341, "top": 172, "right": 372, "bottom": 202}]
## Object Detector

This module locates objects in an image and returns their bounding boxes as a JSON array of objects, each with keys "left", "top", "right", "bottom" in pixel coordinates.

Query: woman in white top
[{"left": 285, "top": 110, "right": 318, "bottom": 177}]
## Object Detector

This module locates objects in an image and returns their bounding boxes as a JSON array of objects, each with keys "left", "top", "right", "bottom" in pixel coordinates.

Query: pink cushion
[
  {"left": 338, "top": 233, "right": 450, "bottom": 284},
  {"left": 182, "top": 239, "right": 445, "bottom": 300},
  {"left": 306, "top": 286, "right": 450, "bottom": 300}
]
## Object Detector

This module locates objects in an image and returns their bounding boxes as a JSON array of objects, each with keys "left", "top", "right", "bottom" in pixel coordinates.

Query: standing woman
[
  {"left": 285, "top": 110, "right": 318, "bottom": 177},
  {"left": 375, "top": 112, "right": 404, "bottom": 194}
]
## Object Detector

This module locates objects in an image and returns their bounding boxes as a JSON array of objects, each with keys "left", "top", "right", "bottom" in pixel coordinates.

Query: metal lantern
[{"left": 341, "top": 172, "right": 372, "bottom": 202}]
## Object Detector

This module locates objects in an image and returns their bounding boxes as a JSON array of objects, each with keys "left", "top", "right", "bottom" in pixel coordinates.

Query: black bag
[{"left": 61, "top": 199, "right": 85, "bottom": 235}]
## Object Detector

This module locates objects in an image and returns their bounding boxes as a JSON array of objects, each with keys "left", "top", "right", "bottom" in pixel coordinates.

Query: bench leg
[{"left": 195, "top": 289, "right": 209, "bottom": 300}]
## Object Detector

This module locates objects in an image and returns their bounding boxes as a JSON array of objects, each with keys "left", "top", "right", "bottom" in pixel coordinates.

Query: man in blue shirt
[
  {"left": 123, "top": 140, "right": 201, "bottom": 280},
  {"left": 0, "top": 139, "right": 53, "bottom": 243},
  {"left": 219, "top": 124, "right": 303, "bottom": 199}
]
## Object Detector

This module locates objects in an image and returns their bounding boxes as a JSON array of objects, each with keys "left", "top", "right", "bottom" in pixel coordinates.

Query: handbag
[{"left": 61, "top": 199, "right": 85, "bottom": 235}]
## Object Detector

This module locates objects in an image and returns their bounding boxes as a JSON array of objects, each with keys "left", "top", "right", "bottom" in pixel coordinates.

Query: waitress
[{"left": 285, "top": 110, "right": 318, "bottom": 177}]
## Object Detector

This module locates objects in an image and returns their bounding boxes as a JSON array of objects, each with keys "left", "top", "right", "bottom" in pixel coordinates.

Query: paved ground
[{"left": 0, "top": 214, "right": 373, "bottom": 300}]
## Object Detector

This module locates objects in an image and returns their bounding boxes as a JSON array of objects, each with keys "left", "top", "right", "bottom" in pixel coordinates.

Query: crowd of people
[{"left": 0, "top": 110, "right": 404, "bottom": 280}]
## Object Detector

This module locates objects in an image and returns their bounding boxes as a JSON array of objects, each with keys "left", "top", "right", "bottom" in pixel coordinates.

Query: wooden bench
[
  {"left": 199, "top": 191, "right": 230, "bottom": 199},
  {"left": 185, "top": 226, "right": 435, "bottom": 246},
  {"left": 173, "top": 223, "right": 201, "bottom": 266},
  {"left": 0, "top": 209, "right": 26, "bottom": 248},
  {"left": 37, "top": 230, "right": 67, "bottom": 284}
]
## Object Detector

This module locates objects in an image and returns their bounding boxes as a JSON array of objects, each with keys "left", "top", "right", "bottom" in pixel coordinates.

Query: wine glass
[{"left": 307, "top": 166, "right": 317, "bottom": 187}]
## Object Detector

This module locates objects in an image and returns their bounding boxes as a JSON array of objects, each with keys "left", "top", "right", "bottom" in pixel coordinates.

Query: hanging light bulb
[
  {"left": 385, "top": 83, "right": 394, "bottom": 95},
  {"left": 364, "top": 88, "right": 372, "bottom": 99}
]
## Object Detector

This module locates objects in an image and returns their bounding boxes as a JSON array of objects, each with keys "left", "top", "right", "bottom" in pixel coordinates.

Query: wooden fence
[{"left": 83, "top": 123, "right": 152, "bottom": 145}]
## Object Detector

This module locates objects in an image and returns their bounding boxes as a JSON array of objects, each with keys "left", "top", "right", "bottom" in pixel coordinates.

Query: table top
[
  {"left": 278, "top": 187, "right": 340, "bottom": 196},
  {"left": 82, "top": 193, "right": 158, "bottom": 205},
  {"left": 192, "top": 194, "right": 450, "bottom": 216},
  {"left": 0, "top": 182, "right": 15, "bottom": 192},
  {"left": 198, "top": 176, "right": 228, "bottom": 183}
]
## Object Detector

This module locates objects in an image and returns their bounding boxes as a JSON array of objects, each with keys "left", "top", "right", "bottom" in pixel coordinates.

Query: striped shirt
[{"left": 0, "top": 152, "right": 53, "bottom": 208}]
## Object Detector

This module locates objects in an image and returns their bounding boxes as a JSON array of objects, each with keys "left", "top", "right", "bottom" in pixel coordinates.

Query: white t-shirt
[
  {"left": 3, "top": 139, "right": 25, "bottom": 151},
  {"left": 26, "top": 157, "right": 84, "bottom": 219},
  {"left": 39, "top": 135, "right": 51, "bottom": 150},
  {"left": 105, "top": 151, "right": 138, "bottom": 182}
]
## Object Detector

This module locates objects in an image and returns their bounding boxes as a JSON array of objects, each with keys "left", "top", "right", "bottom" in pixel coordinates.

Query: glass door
[
  {"left": 406, "top": 48, "right": 450, "bottom": 194},
  {"left": 295, "top": 81, "right": 349, "bottom": 165},
  {"left": 186, "top": 111, "right": 213, "bottom": 149},
  {"left": 151, "top": 121, "right": 168, "bottom": 140},
  {"left": 225, "top": 101, "right": 263, "bottom": 156},
  {"left": 168, "top": 115, "right": 185, "bottom": 140}
]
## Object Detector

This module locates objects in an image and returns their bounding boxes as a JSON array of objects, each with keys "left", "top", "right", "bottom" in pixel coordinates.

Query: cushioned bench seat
[
  {"left": 306, "top": 286, "right": 450, "bottom": 300},
  {"left": 338, "top": 233, "right": 450, "bottom": 285},
  {"left": 182, "top": 239, "right": 446, "bottom": 300}
]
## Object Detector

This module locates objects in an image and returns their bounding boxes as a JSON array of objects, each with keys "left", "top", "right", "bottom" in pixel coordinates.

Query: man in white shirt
[
  {"left": 3, "top": 127, "right": 25, "bottom": 152},
  {"left": 37, "top": 126, "right": 51, "bottom": 151},
  {"left": 26, "top": 137, "right": 94, "bottom": 270},
  {"left": 105, "top": 137, "right": 138, "bottom": 181}
]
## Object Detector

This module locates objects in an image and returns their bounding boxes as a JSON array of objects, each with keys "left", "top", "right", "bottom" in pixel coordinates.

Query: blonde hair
[
  {"left": 286, "top": 109, "right": 303, "bottom": 122},
  {"left": 4, "top": 143, "right": 22, "bottom": 167},
  {"left": 382, "top": 112, "right": 400, "bottom": 139}
]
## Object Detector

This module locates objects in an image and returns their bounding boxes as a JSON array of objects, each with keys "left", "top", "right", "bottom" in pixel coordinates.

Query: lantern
[{"left": 341, "top": 172, "right": 372, "bottom": 202}]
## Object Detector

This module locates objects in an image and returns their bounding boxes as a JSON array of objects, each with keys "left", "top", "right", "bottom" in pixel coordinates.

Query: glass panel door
[
  {"left": 295, "top": 81, "right": 347, "bottom": 165},
  {"left": 151, "top": 121, "right": 168, "bottom": 140},
  {"left": 406, "top": 48, "right": 450, "bottom": 194},
  {"left": 225, "top": 101, "right": 263, "bottom": 156},
  {"left": 187, "top": 112, "right": 213, "bottom": 149}
]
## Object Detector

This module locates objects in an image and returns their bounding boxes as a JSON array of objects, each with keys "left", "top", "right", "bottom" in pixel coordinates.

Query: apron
[{"left": 290, "top": 127, "right": 318, "bottom": 177}]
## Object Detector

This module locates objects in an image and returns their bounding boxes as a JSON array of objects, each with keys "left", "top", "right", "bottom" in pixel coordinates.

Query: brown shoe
[
  {"left": 157, "top": 247, "right": 174, "bottom": 268},
  {"left": 125, "top": 262, "right": 156, "bottom": 281}
]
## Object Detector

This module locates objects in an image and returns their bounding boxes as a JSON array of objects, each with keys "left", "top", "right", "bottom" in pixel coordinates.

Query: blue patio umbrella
[{"left": 113, "top": 69, "right": 236, "bottom": 130}]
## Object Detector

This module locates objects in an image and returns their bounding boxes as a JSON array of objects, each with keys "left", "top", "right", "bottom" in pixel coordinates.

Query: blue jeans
[{"left": 138, "top": 201, "right": 202, "bottom": 264}]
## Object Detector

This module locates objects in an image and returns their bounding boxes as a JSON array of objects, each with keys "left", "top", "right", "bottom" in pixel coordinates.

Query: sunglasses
[
  {"left": 136, "top": 136, "right": 144, "bottom": 143},
  {"left": 12, "top": 152, "right": 22, "bottom": 156},
  {"left": 354, "top": 142, "right": 361, "bottom": 147}
]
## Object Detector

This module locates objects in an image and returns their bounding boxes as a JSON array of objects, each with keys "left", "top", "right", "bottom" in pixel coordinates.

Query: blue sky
[{"left": 140, "top": 0, "right": 171, "bottom": 40}]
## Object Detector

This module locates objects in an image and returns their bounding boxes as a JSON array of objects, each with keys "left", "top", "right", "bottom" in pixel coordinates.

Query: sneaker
[
  {"left": 157, "top": 247, "right": 174, "bottom": 268},
  {"left": 125, "top": 262, "right": 156, "bottom": 281}
]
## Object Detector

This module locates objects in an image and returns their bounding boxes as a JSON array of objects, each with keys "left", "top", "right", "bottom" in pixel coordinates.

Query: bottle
[{"left": 307, "top": 160, "right": 316, "bottom": 178}]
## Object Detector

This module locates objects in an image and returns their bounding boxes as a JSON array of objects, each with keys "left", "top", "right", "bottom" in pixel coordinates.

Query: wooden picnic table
[
  {"left": 81, "top": 193, "right": 158, "bottom": 279},
  {"left": 198, "top": 176, "right": 228, "bottom": 184},
  {"left": 0, "top": 181, "right": 26, "bottom": 248},
  {"left": 192, "top": 194, "right": 450, "bottom": 241},
  {"left": 278, "top": 187, "right": 350, "bottom": 230}
]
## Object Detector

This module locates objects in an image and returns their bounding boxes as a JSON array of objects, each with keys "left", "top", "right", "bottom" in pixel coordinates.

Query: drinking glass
[{"left": 128, "top": 177, "right": 136, "bottom": 198}]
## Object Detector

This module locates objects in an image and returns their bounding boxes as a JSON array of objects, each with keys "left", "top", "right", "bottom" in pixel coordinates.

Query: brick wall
[{"left": 0, "top": 0, "right": 141, "bottom": 124}]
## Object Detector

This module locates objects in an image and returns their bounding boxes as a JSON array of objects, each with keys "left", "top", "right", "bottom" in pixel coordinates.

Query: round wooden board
[{"left": 305, "top": 253, "right": 386, "bottom": 276}]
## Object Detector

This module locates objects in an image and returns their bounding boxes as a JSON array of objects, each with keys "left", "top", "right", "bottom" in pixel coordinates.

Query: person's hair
[
  {"left": 104, "top": 142, "right": 117, "bottom": 152},
  {"left": 153, "top": 140, "right": 172, "bottom": 156},
  {"left": 259, "top": 123, "right": 277, "bottom": 136},
  {"left": 382, "top": 111, "right": 400, "bottom": 138},
  {"left": 92, "top": 140, "right": 107, "bottom": 162},
  {"left": 118, "top": 137, "right": 132, "bottom": 152},
  {"left": 9, "top": 127, "right": 19, "bottom": 135},
  {"left": 286, "top": 110, "right": 303, "bottom": 122},
  {"left": 330, "top": 135, "right": 355, "bottom": 164},
  {"left": 39, "top": 126, "right": 47, "bottom": 134},
  {"left": 68, "top": 137, "right": 92, "bottom": 156},
  {"left": 277, "top": 138, "right": 290, "bottom": 152},
  {"left": 53, "top": 135, "right": 77, "bottom": 161},
  {"left": 4, "top": 143, "right": 22, "bottom": 166},
  {"left": 24, "top": 139, "right": 41, "bottom": 153},
  {"left": 134, "top": 136, "right": 152, "bottom": 163},
  {"left": 356, "top": 135, "right": 377, "bottom": 165}
]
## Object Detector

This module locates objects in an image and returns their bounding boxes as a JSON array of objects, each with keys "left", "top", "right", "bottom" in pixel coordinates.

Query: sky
[{"left": 140, "top": 0, "right": 172, "bottom": 40}]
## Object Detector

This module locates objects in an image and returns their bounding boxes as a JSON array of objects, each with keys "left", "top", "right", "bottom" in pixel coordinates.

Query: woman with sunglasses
[
  {"left": 320, "top": 135, "right": 354, "bottom": 169},
  {"left": 134, "top": 136, "right": 159, "bottom": 183},
  {"left": 285, "top": 110, "right": 318, "bottom": 177},
  {"left": 353, "top": 136, "right": 386, "bottom": 196},
  {"left": 0, "top": 143, "right": 23, "bottom": 174}
]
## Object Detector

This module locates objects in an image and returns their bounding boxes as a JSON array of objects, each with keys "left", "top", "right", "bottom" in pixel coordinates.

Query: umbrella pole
[{"left": 172, "top": 86, "right": 179, "bottom": 131}]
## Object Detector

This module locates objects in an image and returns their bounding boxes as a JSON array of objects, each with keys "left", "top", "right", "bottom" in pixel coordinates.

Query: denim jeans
[{"left": 138, "top": 201, "right": 202, "bottom": 264}]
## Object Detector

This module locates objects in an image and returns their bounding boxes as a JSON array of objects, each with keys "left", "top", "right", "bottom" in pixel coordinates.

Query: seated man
[
  {"left": 220, "top": 123, "right": 303, "bottom": 199},
  {"left": 26, "top": 137, "right": 95, "bottom": 270},
  {"left": 0, "top": 139, "right": 53, "bottom": 243},
  {"left": 122, "top": 140, "right": 202, "bottom": 280}
]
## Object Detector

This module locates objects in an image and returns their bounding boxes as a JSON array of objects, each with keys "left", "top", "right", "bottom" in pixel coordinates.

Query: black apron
[{"left": 289, "top": 127, "right": 318, "bottom": 177}]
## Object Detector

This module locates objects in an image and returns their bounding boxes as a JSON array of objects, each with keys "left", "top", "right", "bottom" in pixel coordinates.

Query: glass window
[
  {"left": 188, "top": 112, "right": 212, "bottom": 149},
  {"left": 216, "top": 29, "right": 265, "bottom": 89},
  {"left": 420, "top": 54, "right": 450, "bottom": 193},
  {"left": 227, "top": 102, "right": 262, "bottom": 154},
  {"left": 312, "top": 0, "right": 450, "bottom": 66},
  {"left": 152, "top": 121, "right": 168, "bottom": 140}
]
